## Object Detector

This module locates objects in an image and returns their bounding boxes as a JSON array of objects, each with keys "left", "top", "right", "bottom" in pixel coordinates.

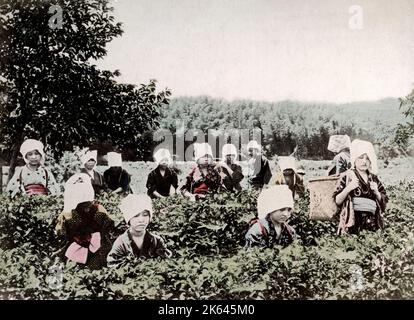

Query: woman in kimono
[
  {"left": 6, "top": 139, "right": 60, "bottom": 197},
  {"left": 146, "top": 148, "right": 178, "bottom": 199},
  {"left": 334, "top": 139, "right": 388, "bottom": 235},
  {"left": 246, "top": 140, "right": 272, "bottom": 190},
  {"left": 55, "top": 173, "right": 115, "bottom": 269},
  {"left": 103, "top": 152, "right": 132, "bottom": 195},
  {"left": 80, "top": 149, "right": 106, "bottom": 195},
  {"left": 107, "top": 194, "right": 172, "bottom": 267},
  {"left": 180, "top": 143, "right": 223, "bottom": 201},
  {"left": 274, "top": 156, "right": 305, "bottom": 198},
  {"left": 327, "top": 135, "right": 352, "bottom": 176},
  {"left": 245, "top": 185, "right": 296, "bottom": 248},
  {"left": 218, "top": 144, "right": 244, "bottom": 192}
]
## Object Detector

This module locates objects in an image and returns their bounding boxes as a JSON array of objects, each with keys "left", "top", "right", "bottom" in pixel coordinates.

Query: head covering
[
  {"left": 107, "top": 152, "right": 122, "bottom": 167},
  {"left": 350, "top": 139, "right": 378, "bottom": 174},
  {"left": 327, "top": 135, "right": 351, "bottom": 153},
  {"left": 194, "top": 143, "right": 213, "bottom": 162},
  {"left": 257, "top": 185, "right": 294, "bottom": 219},
  {"left": 278, "top": 156, "right": 297, "bottom": 172},
  {"left": 119, "top": 194, "right": 153, "bottom": 224},
  {"left": 221, "top": 144, "right": 237, "bottom": 161},
  {"left": 63, "top": 173, "right": 95, "bottom": 212},
  {"left": 247, "top": 140, "right": 262, "bottom": 152},
  {"left": 153, "top": 148, "right": 172, "bottom": 166},
  {"left": 20, "top": 139, "right": 45, "bottom": 165},
  {"left": 81, "top": 150, "right": 98, "bottom": 167}
]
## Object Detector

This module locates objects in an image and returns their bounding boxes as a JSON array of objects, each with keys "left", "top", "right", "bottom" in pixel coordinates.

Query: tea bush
[{"left": 0, "top": 181, "right": 413, "bottom": 299}]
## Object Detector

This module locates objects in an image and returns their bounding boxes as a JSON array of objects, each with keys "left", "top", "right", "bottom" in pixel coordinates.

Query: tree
[
  {"left": 0, "top": 0, "right": 171, "bottom": 177},
  {"left": 395, "top": 88, "right": 414, "bottom": 154}
]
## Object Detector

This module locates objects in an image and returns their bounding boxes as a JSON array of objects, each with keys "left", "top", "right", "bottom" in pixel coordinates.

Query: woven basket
[{"left": 308, "top": 176, "right": 339, "bottom": 221}]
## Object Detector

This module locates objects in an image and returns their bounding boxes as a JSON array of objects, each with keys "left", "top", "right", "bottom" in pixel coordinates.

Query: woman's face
[
  {"left": 26, "top": 150, "right": 42, "bottom": 166},
  {"left": 269, "top": 207, "right": 293, "bottom": 224},
  {"left": 198, "top": 154, "right": 212, "bottom": 166},
  {"left": 248, "top": 148, "right": 258, "bottom": 158},
  {"left": 225, "top": 154, "right": 236, "bottom": 164},
  {"left": 158, "top": 157, "right": 170, "bottom": 169},
  {"left": 129, "top": 210, "right": 151, "bottom": 233},
  {"left": 85, "top": 159, "right": 96, "bottom": 170},
  {"left": 355, "top": 153, "right": 371, "bottom": 172}
]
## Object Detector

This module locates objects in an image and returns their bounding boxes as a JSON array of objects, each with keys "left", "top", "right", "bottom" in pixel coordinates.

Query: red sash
[{"left": 25, "top": 184, "right": 48, "bottom": 195}]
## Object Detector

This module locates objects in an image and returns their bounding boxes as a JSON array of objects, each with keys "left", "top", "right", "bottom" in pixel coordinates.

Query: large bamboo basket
[{"left": 308, "top": 176, "right": 339, "bottom": 221}]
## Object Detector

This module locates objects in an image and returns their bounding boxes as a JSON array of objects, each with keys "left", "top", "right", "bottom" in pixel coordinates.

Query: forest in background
[{"left": 159, "top": 96, "right": 407, "bottom": 160}]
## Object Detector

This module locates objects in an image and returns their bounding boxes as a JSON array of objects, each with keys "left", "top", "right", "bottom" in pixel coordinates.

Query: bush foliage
[{"left": 0, "top": 182, "right": 413, "bottom": 299}]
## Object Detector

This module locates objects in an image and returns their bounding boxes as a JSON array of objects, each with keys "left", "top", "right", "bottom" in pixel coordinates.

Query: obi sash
[
  {"left": 65, "top": 232, "right": 101, "bottom": 264},
  {"left": 352, "top": 197, "right": 377, "bottom": 214},
  {"left": 24, "top": 184, "right": 48, "bottom": 196}
]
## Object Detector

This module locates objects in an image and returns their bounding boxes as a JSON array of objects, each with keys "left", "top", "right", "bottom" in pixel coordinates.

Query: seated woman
[
  {"left": 327, "top": 135, "right": 352, "bottom": 176},
  {"left": 107, "top": 194, "right": 172, "bottom": 267},
  {"left": 334, "top": 139, "right": 388, "bottom": 235},
  {"left": 55, "top": 173, "right": 115, "bottom": 269},
  {"left": 245, "top": 185, "right": 296, "bottom": 248},
  {"left": 6, "top": 139, "right": 60, "bottom": 197},
  {"left": 246, "top": 140, "right": 272, "bottom": 190},
  {"left": 103, "top": 152, "right": 132, "bottom": 195},
  {"left": 80, "top": 149, "right": 106, "bottom": 195},
  {"left": 146, "top": 148, "right": 178, "bottom": 199},
  {"left": 274, "top": 156, "right": 305, "bottom": 198},
  {"left": 218, "top": 144, "right": 244, "bottom": 192},
  {"left": 180, "top": 143, "right": 223, "bottom": 201}
]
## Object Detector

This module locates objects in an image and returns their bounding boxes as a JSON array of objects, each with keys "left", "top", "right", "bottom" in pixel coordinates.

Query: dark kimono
[
  {"left": 245, "top": 217, "right": 296, "bottom": 248},
  {"left": 248, "top": 155, "right": 272, "bottom": 189},
  {"left": 180, "top": 165, "right": 222, "bottom": 195},
  {"left": 80, "top": 168, "right": 106, "bottom": 194},
  {"left": 221, "top": 163, "right": 244, "bottom": 192},
  {"left": 55, "top": 201, "right": 115, "bottom": 270},
  {"left": 107, "top": 230, "right": 171, "bottom": 267},
  {"left": 103, "top": 167, "right": 131, "bottom": 194},
  {"left": 334, "top": 169, "right": 388, "bottom": 235},
  {"left": 146, "top": 167, "right": 178, "bottom": 198}
]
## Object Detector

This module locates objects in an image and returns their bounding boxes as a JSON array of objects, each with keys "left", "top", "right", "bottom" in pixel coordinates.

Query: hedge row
[{"left": 0, "top": 181, "right": 413, "bottom": 299}]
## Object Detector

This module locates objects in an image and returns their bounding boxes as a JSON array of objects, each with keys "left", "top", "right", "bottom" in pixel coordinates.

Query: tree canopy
[{"left": 0, "top": 0, "right": 170, "bottom": 171}]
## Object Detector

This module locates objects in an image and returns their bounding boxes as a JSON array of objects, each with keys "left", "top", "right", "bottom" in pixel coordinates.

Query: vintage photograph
[{"left": 0, "top": 0, "right": 413, "bottom": 302}]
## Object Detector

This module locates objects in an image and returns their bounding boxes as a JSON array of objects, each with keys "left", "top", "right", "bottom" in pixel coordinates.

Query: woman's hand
[
  {"left": 370, "top": 181, "right": 382, "bottom": 200},
  {"left": 346, "top": 178, "right": 359, "bottom": 192},
  {"left": 370, "top": 181, "right": 379, "bottom": 193}
]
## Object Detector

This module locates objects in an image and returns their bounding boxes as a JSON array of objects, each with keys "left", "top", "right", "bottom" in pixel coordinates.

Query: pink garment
[{"left": 65, "top": 232, "right": 101, "bottom": 264}]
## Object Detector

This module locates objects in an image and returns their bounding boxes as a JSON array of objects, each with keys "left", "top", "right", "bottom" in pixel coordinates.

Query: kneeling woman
[
  {"left": 55, "top": 174, "right": 115, "bottom": 269},
  {"left": 6, "top": 139, "right": 60, "bottom": 197},
  {"left": 107, "top": 194, "right": 172, "bottom": 267},
  {"left": 334, "top": 139, "right": 388, "bottom": 235},
  {"left": 245, "top": 185, "right": 296, "bottom": 248}
]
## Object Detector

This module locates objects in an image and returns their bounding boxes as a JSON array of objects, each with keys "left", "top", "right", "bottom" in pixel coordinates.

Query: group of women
[{"left": 2, "top": 135, "right": 388, "bottom": 269}]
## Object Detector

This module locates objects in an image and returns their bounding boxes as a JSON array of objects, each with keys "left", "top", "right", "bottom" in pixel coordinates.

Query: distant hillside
[{"left": 159, "top": 96, "right": 404, "bottom": 159}]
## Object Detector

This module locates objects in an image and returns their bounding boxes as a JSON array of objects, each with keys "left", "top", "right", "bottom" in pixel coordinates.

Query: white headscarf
[
  {"left": 81, "top": 150, "right": 98, "bottom": 167},
  {"left": 350, "top": 139, "right": 378, "bottom": 175},
  {"left": 278, "top": 156, "right": 297, "bottom": 172},
  {"left": 153, "top": 148, "right": 172, "bottom": 166},
  {"left": 328, "top": 135, "right": 351, "bottom": 153},
  {"left": 107, "top": 152, "right": 122, "bottom": 167},
  {"left": 63, "top": 173, "right": 95, "bottom": 212},
  {"left": 247, "top": 140, "right": 262, "bottom": 153},
  {"left": 20, "top": 139, "right": 45, "bottom": 165},
  {"left": 221, "top": 144, "right": 238, "bottom": 162},
  {"left": 119, "top": 194, "right": 153, "bottom": 224},
  {"left": 194, "top": 143, "right": 213, "bottom": 162},
  {"left": 257, "top": 185, "right": 294, "bottom": 219}
]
